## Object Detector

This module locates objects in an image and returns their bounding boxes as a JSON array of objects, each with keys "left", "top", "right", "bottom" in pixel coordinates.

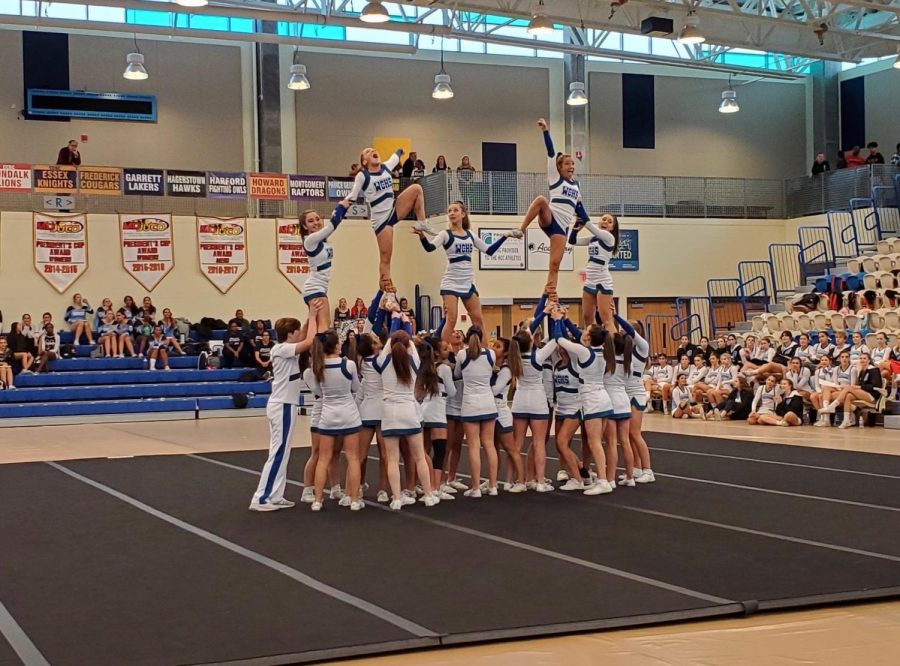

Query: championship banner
[
  {"left": 249, "top": 173, "right": 288, "bottom": 200},
  {"left": 196, "top": 216, "right": 248, "bottom": 294},
  {"left": 610, "top": 229, "right": 639, "bottom": 271},
  {"left": 32, "top": 165, "right": 77, "bottom": 193},
  {"left": 275, "top": 218, "right": 308, "bottom": 293},
  {"left": 78, "top": 166, "right": 122, "bottom": 195},
  {"left": 119, "top": 213, "right": 174, "bottom": 291},
  {"left": 525, "top": 228, "right": 574, "bottom": 272},
  {"left": 208, "top": 172, "right": 248, "bottom": 199},
  {"left": 289, "top": 174, "right": 326, "bottom": 201},
  {"left": 478, "top": 228, "right": 525, "bottom": 270},
  {"left": 167, "top": 170, "right": 207, "bottom": 197},
  {"left": 123, "top": 168, "right": 165, "bottom": 196},
  {"left": 0, "top": 163, "right": 32, "bottom": 192},
  {"left": 33, "top": 212, "right": 89, "bottom": 292}
]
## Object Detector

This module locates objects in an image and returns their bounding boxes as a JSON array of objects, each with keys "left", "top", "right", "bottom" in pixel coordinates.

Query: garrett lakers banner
[
  {"left": 119, "top": 213, "right": 174, "bottom": 291},
  {"left": 275, "top": 218, "right": 309, "bottom": 293},
  {"left": 78, "top": 166, "right": 122, "bottom": 195},
  {"left": 196, "top": 216, "right": 248, "bottom": 293},
  {"left": 33, "top": 212, "right": 89, "bottom": 292},
  {"left": 32, "top": 165, "right": 77, "bottom": 193}
]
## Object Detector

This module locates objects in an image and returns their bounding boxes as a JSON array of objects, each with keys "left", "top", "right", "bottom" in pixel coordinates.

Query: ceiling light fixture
[
  {"left": 719, "top": 74, "right": 739, "bottom": 114},
  {"left": 566, "top": 81, "right": 588, "bottom": 106},
  {"left": 678, "top": 12, "right": 705, "bottom": 45},
  {"left": 360, "top": 1, "right": 389, "bottom": 24},
  {"left": 432, "top": 40, "right": 454, "bottom": 100},
  {"left": 123, "top": 35, "right": 148, "bottom": 80},
  {"left": 527, "top": 0, "right": 555, "bottom": 35}
]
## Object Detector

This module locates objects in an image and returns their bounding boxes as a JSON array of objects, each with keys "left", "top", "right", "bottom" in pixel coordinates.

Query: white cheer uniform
[
  {"left": 303, "top": 367, "right": 322, "bottom": 433},
  {"left": 491, "top": 364, "right": 514, "bottom": 432},
  {"left": 317, "top": 357, "right": 362, "bottom": 436},
  {"left": 553, "top": 361, "right": 582, "bottom": 419},
  {"left": 420, "top": 230, "right": 507, "bottom": 299},
  {"left": 421, "top": 363, "right": 456, "bottom": 428},
  {"left": 511, "top": 343, "right": 559, "bottom": 419},
  {"left": 557, "top": 338, "right": 613, "bottom": 420},
  {"left": 377, "top": 341, "right": 423, "bottom": 437},
  {"left": 347, "top": 150, "right": 403, "bottom": 234},
  {"left": 570, "top": 220, "right": 616, "bottom": 295},
  {"left": 302, "top": 205, "right": 346, "bottom": 304},
  {"left": 454, "top": 347, "right": 498, "bottom": 421},
  {"left": 357, "top": 355, "right": 384, "bottom": 427}
]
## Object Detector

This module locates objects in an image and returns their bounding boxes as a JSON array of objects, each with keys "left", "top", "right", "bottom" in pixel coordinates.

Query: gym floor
[{"left": 1, "top": 415, "right": 898, "bottom": 665}]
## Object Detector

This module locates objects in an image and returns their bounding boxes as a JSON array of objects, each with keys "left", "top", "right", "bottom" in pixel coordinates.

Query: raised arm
[
  {"left": 751, "top": 385, "right": 763, "bottom": 413},
  {"left": 491, "top": 365, "right": 512, "bottom": 397},
  {"left": 567, "top": 223, "right": 591, "bottom": 247},
  {"left": 563, "top": 317, "right": 582, "bottom": 340},
  {"left": 342, "top": 170, "right": 366, "bottom": 205},
  {"left": 471, "top": 232, "right": 508, "bottom": 256},
  {"left": 534, "top": 340, "right": 559, "bottom": 365},
  {"left": 304, "top": 204, "right": 347, "bottom": 250},
  {"left": 439, "top": 363, "right": 457, "bottom": 399},
  {"left": 582, "top": 220, "right": 617, "bottom": 251},
  {"left": 556, "top": 336, "right": 591, "bottom": 364},
  {"left": 384, "top": 149, "right": 404, "bottom": 172},
  {"left": 367, "top": 290, "right": 384, "bottom": 325},
  {"left": 529, "top": 294, "right": 548, "bottom": 335}
]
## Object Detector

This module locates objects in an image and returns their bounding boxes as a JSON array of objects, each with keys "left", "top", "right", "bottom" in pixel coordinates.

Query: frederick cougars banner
[
  {"left": 196, "top": 216, "right": 248, "bottom": 293},
  {"left": 275, "top": 218, "right": 309, "bottom": 292},
  {"left": 119, "top": 213, "right": 174, "bottom": 291},
  {"left": 33, "top": 212, "right": 89, "bottom": 292}
]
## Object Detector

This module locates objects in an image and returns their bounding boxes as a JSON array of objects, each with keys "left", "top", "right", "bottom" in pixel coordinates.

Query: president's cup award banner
[
  {"left": 119, "top": 213, "right": 175, "bottom": 291},
  {"left": 33, "top": 212, "right": 89, "bottom": 292},
  {"left": 196, "top": 216, "right": 248, "bottom": 294},
  {"left": 276, "top": 218, "right": 309, "bottom": 293}
]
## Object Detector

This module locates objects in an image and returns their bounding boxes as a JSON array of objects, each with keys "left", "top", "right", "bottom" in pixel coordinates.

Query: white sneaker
[
  {"left": 350, "top": 500, "right": 364, "bottom": 511},
  {"left": 535, "top": 482, "right": 554, "bottom": 493},
  {"left": 164, "top": 366, "right": 171, "bottom": 372},
  {"left": 389, "top": 499, "right": 402, "bottom": 511},
  {"left": 556, "top": 470, "right": 570, "bottom": 482},
  {"left": 248, "top": 501, "right": 289, "bottom": 512},
  {"left": 376, "top": 490, "right": 390, "bottom": 503},
  {"left": 300, "top": 487, "right": 315, "bottom": 503},
  {"left": 329, "top": 485, "right": 344, "bottom": 500},
  {"left": 400, "top": 494, "right": 416, "bottom": 506},
  {"left": 636, "top": 470, "right": 656, "bottom": 483},
  {"left": 413, "top": 219, "right": 436, "bottom": 235},
  {"left": 449, "top": 480, "right": 468, "bottom": 491},
  {"left": 500, "top": 482, "right": 511, "bottom": 491},
  {"left": 776, "top": 419, "right": 788, "bottom": 426},
  {"left": 415, "top": 485, "right": 425, "bottom": 496},
  {"left": 338, "top": 495, "right": 352, "bottom": 507},
  {"left": 402, "top": 489, "right": 415, "bottom": 500},
  {"left": 619, "top": 477, "right": 636, "bottom": 487},
  {"left": 424, "top": 494, "right": 440, "bottom": 507},
  {"left": 818, "top": 402, "right": 837, "bottom": 414},
  {"left": 837, "top": 419, "right": 854, "bottom": 429},
  {"left": 584, "top": 479, "right": 614, "bottom": 495},
  {"left": 525, "top": 480, "right": 538, "bottom": 490},
  {"left": 560, "top": 478, "right": 584, "bottom": 491},
  {"left": 486, "top": 486, "right": 499, "bottom": 496},
  {"left": 814, "top": 416, "right": 831, "bottom": 427},
  {"left": 463, "top": 488, "right": 482, "bottom": 498},
  {"left": 440, "top": 484, "right": 457, "bottom": 495},
  {"left": 713, "top": 408, "right": 722, "bottom": 421},
  {"left": 437, "top": 490, "right": 455, "bottom": 500},
  {"left": 508, "top": 482, "right": 527, "bottom": 493},
  {"left": 310, "top": 501, "right": 323, "bottom": 512}
]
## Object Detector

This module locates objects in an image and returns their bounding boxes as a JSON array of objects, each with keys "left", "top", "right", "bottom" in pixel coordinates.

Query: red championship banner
[
  {"left": 119, "top": 213, "right": 174, "bottom": 291},
  {"left": 0, "top": 163, "right": 32, "bottom": 192},
  {"left": 275, "top": 218, "right": 309, "bottom": 293},
  {"left": 33, "top": 212, "right": 89, "bottom": 293},
  {"left": 196, "top": 216, "right": 248, "bottom": 294},
  {"left": 249, "top": 172, "right": 288, "bottom": 200}
]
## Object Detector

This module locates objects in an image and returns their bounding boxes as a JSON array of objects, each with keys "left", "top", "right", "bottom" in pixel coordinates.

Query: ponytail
[
  {"left": 466, "top": 327, "right": 483, "bottom": 361},
  {"left": 312, "top": 330, "right": 339, "bottom": 383},
  {"left": 614, "top": 332, "right": 633, "bottom": 375},
  {"left": 603, "top": 331, "right": 615, "bottom": 375},
  {"left": 415, "top": 341, "right": 439, "bottom": 398},
  {"left": 507, "top": 333, "right": 526, "bottom": 380},
  {"left": 390, "top": 331, "right": 413, "bottom": 386}
]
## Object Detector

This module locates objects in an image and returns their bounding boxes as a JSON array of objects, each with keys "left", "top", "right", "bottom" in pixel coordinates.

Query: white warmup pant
[{"left": 251, "top": 401, "right": 297, "bottom": 505}]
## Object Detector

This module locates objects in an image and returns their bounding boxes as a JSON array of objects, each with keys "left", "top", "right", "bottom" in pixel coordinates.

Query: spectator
[
  {"left": 811, "top": 153, "right": 830, "bottom": 176},
  {"left": 248, "top": 319, "right": 268, "bottom": 349},
  {"left": 402, "top": 151, "right": 418, "bottom": 178},
  {"left": 350, "top": 297, "right": 368, "bottom": 320},
  {"left": 20, "top": 314, "right": 37, "bottom": 355},
  {"left": 891, "top": 143, "right": 900, "bottom": 166},
  {"left": 333, "top": 298, "right": 351, "bottom": 323},
  {"left": 412, "top": 159, "right": 426, "bottom": 179},
  {"left": 7, "top": 323, "right": 35, "bottom": 373},
  {"left": 35, "top": 322, "right": 59, "bottom": 373},
  {"left": 349, "top": 163, "right": 361, "bottom": 177},
  {"left": 141, "top": 296, "right": 157, "bottom": 321},
  {"left": 836, "top": 150, "right": 847, "bottom": 169},
  {"left": 229, "top": 309, "right": 250, "bottom": 333},
  {"left": 40, "top": 312, "right": 53, "bottom": 333},
  {"left": 675, "top": 335, "right": 698, "bottom": 362},
  {"left": 845, "top": 146, "right": 866, "bottom": 168},
  {"left": 98, "top": 311, "right": 120, "bottom": 358},
  {"left": 399, "top": 297, "right": 415, "bottom": 321},
  {"left": 135, "top": 316, "right": 154, "bottom": 357},
  {"left": 865, "top": 141, "right": 885, "bottom": 165},
  {"left": 254, "top": 330, "right": 274, "bottom": 380},
  {"left": 159, "top": 308, "right": 185, "bottom": 355},
  {"left": 64, "top": 293, "right": 95, "bottom": 345},
  {"left": 0, "top": 337, "right": 16, "bottom": 390},
  {"left": 95, "top": 297, "right": 114, "bottom": 330},
  {"left": 115, "top": 311, "right": 136, "bottom": 358},
  {"left": 433, "top": 155, "right": 450, "bottom": 173},
  {"left": 222, "top": 321, "right": 244, "bottom": 369},
  {"left": 458, "top": 155, "right": 476, "bottom": 175},
  {"left": 119, "top": 295, "right": 140, "bottom": 319},
  {"left": 56, "top": 139, "right": 81, "bottom": 166},
  {"left": 146, "top": 325, "right": 171, "bottom": 371}
]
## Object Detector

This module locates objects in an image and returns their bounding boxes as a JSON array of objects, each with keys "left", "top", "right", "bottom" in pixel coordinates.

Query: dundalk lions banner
[
  {"left": 33, "top": 212, "right": 89, "bottom": 292},
  {"left": 119, "top": 213, "right": 174, "bottom": 291},
  {"left": 196, "top": 216, "right": 248, "bottom": 294},
  {"left": 275, "top": 218, "right": 309, "bottom": 293}
]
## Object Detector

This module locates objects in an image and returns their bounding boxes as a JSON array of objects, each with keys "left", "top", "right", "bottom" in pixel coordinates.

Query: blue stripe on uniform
[
  {"left": 371, "top": 191, "right": 393, "bottom": 208},
  {"left": 260, "top": 403, "right": 292, "bottom": 504}
]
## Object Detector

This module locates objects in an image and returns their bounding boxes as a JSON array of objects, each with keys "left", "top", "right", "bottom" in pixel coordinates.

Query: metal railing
[
  {"left": 706, "top": 278, "right": 744, "bottom": 333},
  {"left": 768, "top": 243, "right": 803, "bottom": 299},
  {"left": 872, "top": 185, "right": 900, "bottom": 236},
  {"left": 826, "top": 209, "right": 859, "bottom": 260}
]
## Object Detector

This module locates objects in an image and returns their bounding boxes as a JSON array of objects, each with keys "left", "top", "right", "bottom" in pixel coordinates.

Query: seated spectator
[
  {"left": 0, "top": 337, "right": 16, "bottom": 390},
  {"left": 20, "top": 313, "right": 36, "bottom": 344},
  {"left": 845, "top": 146, "right": 866, "bottom": 168},
  {"left": 7, "top": 323, "right": 35, "bottom": 373},
  {"left": 65, "top": 292, "right": 95, "bottom": 344},
  {"left": 222, "top": 321, "right": 244, "bottom": 368},
  {"left": 794, "top": 333, "right": 815, "bottom": 369},
  {"left": 865, "top": 141, "right": 885, "bottom": 165},
  {"left": 751, "top": 330, "right": 797, "bottom": 380},
  {"left": 831, "top": 331, "right": 849, "bottom": 361},
  {"left": 159, "top": 308, "right": 185, "bottom": 355},
  {"left": 644, "top": 353, "right": 672, "bottom": 412},
  {"left": 821, "top": 353, "right": 882, "bottom": 428},
  {"left": 771, "top": 378, "right": 804, "bottom": 426},
  {"left": 119, "top": 295, "right": 140, "bottom": 319},
  {"left": 115, "top": 311, "right": 137, "bottom": 357},
  {"left": 399, "top": 297, "right": 415, "bottom": 321},
  {"left": 675, "top": 335, "right": 698, "bottom": 362},
  {"left": 248, "top": 319, "right": 268, "bottom": 349},
  {"left": 711, "top": 374, "right": 753, "bottom": 421},
  {"left": 891, "top": 143, "right": 900, "bottom": 166},
  {"left": 255, "top": 330, "right": 274, "bottom": 380},
  {"left": 686, "top": 355, "right": 708, "bottom": 393},
  {"left": 671, "top": 374, "right": 705, "bottom": 419},
  {"left": 809, "top": 355, "right": 835, "bottom": 425},
  {"left": 229, "top": 309, "right": 250, "bottom": 334},
  {"left": 146, "top": 325, "right": 171, "bottom": 371},
  {"left": 811, "top": 153, "right": 830, "bottom": 175},
  {"left": 783, "top": 357, "right": 813, "bottom": 402},
  {"left": 836, "top": 150, "right": 847, "bottom": 169},
  {"left": 706, "top": 352, "right": 738, "bottom": 407},
  {"left": 433, "top": 155, "right": 450, "bottom": 173},
  {"left": 135, "top": 316, "right": 154, "bottom": 357},
  {"left": 748, "top": 375, "right": 779, "bottom": 425},
  {"left": 848, "top": 331, "right": 869, "bottom": 363},
  {"left": 35, "top": 323, "right": 59, "bottom": 373},
  {"left": 334, "top": 298, "right": 351, "bottom": 323},
  {"left": 691, "top": 353, "right": 719, "bottom": 403},
  {"left": 350, "top": 297, "right": 368, "bottom": 320},
  {"left": 141, "top": 296, "right": 157, "bottom": 321},
  {"left": 95, "top": 297, "right": 114, "bottom": 330},
  {"left": 741, "top": 335, "right": 774, "bottom": 373},
  {"left": 695, "top": 336, "right": 714, "bottom": 362},
  {"left": 98, "top": 311, "right": 120, "bottom": 358}
]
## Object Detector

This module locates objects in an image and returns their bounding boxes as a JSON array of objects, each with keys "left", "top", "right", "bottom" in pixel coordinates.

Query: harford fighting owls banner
[
  {"left": 196, "top": 216, "right": 248, "bottom": 293},
  {"left": 33, "top": 212, "right": 89, "bottom": 292},
  {"left": 119, "top": 213, "right": 174, "bottom": 291}
]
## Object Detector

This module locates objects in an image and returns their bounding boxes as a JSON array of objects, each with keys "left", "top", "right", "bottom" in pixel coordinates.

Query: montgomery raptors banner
[
  {"left": 196, "top": 216, "right": 248, "bottom": 293},
  {"left": 33, "top": 212, "right": 89, "bottom": 292},
  {"left": 119, "top": 213, "right": 175, "bottom": 291},
  {"left": 275, "top": 218, "right": 309, "bottom": 293}
]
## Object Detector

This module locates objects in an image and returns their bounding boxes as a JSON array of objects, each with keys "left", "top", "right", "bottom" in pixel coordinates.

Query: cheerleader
[
  {"left": 416, "top": 335, "right": 457, "bottom": 499},
  {"left": 816, "top": 350, "right": 854, "bottom": 419},
  {"left": 490, "top": 337, "right": 527, "bottom": 492},
  {"left": 747, "top": 375, "right": 779, "bottom": 425},
  {"left": 553, "top": 330, "right": 589, "bottom": 490},
  {"left": 606, "top": 329, "right": 637, "bottom": 486},
  {"left": 772, "top": 378, "right": 804, "bottom": 426},
  {"left": 686, "top": 355, "right": 708, "bottom": 393},
  {"left": 615, "top": 314, "right": 655, "bottom": 484},
  {"left": 848, "top": 332, "right": 870, "bottom": 364},
  {"left": 752, "top": 330, "right": 797, "bottom": 380},
  {"left": 455, "top": 327, "right": 500, "bottom": 497},
  {"left": 783, "top": 357, "right": 813, "bottom": 401},
  {"left": 810, "top": 331, "right": 834, "bottom": 365},
  {"left": 414, "top": 200, "right": 518, "bottom": 343},
  {"left": 300, "top": 362, "right": 323, "bottom": 504},
  {"left": 663, "top": 355, "right": 692, "bottom": 408},
  {"left": 98, "top": 311, "right": 119, "bottom": 358},
  {"left": 551, "top": 314, "right": 616, "bottom": 495},
  {"left": 692, "top": 353, "right": 720, "bottom": 404},
  {"left": 352, "top": 331, "right": 392, "bottom": 503},
  {"left": 299, "top": 204, "right": 347, "bottom": 330},
  {"left": 249, "top": 311, "right": 320, "bottom": 512},
  {"left": 310, "top": 330, "right": 363, "bottom": 512},
  {"left": 829, "top": 353, "right": 883, "bottom": 429},
  {"left": 518, "top": 118, "right": 586, "bottom": 299},
  {"left": 671, "top": 374, "right": 705, "bottom": 420},
  {"left": 809, "top": 355, "right": 835, "bottom": 426},
  {"left": 568, "top": 215, "right": 619, "bottom": 332},
  {"left": 341, "top": 148, "right": 429, "bottom": 293},
  {"left": 508, "top": 324, "right": 559, "bottom": 491},
  {"left": 378, "top": 317, "right": 439, "bottom": 509},
  {"left": 443, "top": 328, "right": 468, "bottom": 492},
  {"left": 742, "top": 336, "right": 775, "bottom": 374},
  {"left": 643, "top": 353, "right": 673, "bottom": 413},
  {"left": 830, "top": 331, "right": 849, "bottom": 362},
  {"left": 794, "top": 333, "right": 815, "bottom": 370},
  {"left": 707, "top": 352, "right": 738, "bottom": 406}
]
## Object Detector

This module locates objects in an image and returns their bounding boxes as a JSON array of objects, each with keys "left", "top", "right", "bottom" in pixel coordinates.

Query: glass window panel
[
  {"left": 88, "top": 6, "right": 125, "bottom": 22},
  {"left": 486, "top": 43, "right": 535, "bottom": 56},
  {"left": 649, "top": 37, "right": 680, "bottom": 58},
  {"left": 20, "top": 1, "right": 38, "bottom": 16},
  {"left": 535, "top": 49, "right": 564, "bottom": 59},
  {"left": 0, "top": 0, "right": 21, "bottom": 17},
  {"left": 44, "top": 3, "right": 86, "bottom": 19},
  {"left": 459, "top": 38, "right": 484, "bottom": 53},
  {"left": 188, "top": 14, "right": 231, "bottom": 31},
  {"left": 229, "top": 17, "right": 255, "bottom": 33},
  {"left": 621, "top": 33, "right": 649, "bottom": 54},
  {"left": 345, "top": 26, "right": 411, "bottom": 44},
  {"left": 126, "top": 9, "right": 172, "bottom": 27}
]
